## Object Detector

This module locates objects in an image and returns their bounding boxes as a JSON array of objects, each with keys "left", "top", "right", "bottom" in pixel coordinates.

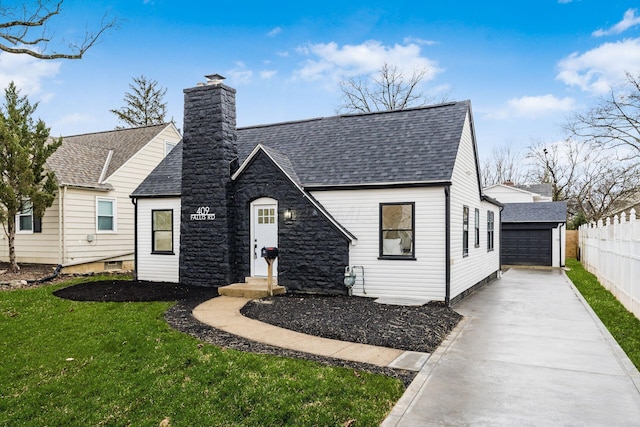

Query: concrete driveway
[{"left": 383, "top": 267, "right": 640, "bottom": 426}]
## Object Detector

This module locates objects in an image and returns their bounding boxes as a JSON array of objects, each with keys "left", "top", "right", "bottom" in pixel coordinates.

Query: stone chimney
[{"left": 180, "top": 75, "right": 238, "bottom": 286}]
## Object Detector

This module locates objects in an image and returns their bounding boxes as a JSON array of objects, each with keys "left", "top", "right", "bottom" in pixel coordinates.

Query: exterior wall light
[{"left": 284, "top": 208, "right": 293, "bottom": 221}]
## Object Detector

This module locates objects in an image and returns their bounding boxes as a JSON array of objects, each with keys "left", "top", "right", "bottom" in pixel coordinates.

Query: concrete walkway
[
  {"left": 383, "top": 268, "right": 640, "bottom": 426},
  {"left": 193, "top": 296, "right": 431, "bottom": 371}
]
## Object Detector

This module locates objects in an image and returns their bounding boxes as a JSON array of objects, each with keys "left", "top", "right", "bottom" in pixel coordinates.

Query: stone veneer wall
[
  {"left": 232, "top": 151, "right": 351, "bottom": 294},
  {"left": 179, "top": 83, "right": 238, "bottom": 287}
]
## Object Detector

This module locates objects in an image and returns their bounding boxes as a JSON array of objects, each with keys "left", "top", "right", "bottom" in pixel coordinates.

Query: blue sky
[{"left": 2, "top": 0, "right": 640, "bottom": 159}]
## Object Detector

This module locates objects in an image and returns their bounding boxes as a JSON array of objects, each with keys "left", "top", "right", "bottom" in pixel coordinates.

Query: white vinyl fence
[{"left": 579, "top": 209, "right": 640, "bottom": 320}]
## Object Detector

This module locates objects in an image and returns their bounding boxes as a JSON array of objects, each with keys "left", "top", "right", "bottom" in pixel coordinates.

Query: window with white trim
[
  {"left": 96, "top": 198, "right": 116, "bottom": 232},
  {"left": 17, "top": 201, "right": 33, "bottom": 233}
]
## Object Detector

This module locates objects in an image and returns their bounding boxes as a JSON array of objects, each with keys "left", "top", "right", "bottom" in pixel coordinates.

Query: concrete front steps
[{"left": 218, "top": 277, "right": 286, "bottom": 298}]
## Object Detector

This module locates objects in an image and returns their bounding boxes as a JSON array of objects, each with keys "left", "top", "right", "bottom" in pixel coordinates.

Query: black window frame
[
  {"left": 463, "top": 206, "right": 469, "bottom": 257},
  {"left": 379, "top": 202, "right": 416, "bottom": 260},
  {"left": 487, "top": 210, "right": 495, "bottom": 252},
  {"left": 474, "top": 208, "right": 480, "bottom": 248},
  {"left": 152, "top": 209, "right": 174, "bottom": 254}
]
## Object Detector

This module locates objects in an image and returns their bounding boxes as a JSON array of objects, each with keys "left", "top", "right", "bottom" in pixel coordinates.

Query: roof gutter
[
  {"left": 306, "top": 180, "right": 452, "bottom": 191},
  {"left": 60, "top": 183, "right": 113, "bottom": 191}
]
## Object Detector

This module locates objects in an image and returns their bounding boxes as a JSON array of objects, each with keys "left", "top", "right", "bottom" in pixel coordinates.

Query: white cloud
[
  {"left": 226, "top": 63, "right": 253, "bottom": 85},
  {"left": 508, "top": 95, "right": 575, "bottom": 118},
  {"left": 593, "top": 9, "right": 640, "bottom": 37},
  {"left": 557, "top": 38, "right": 640, "bottom": 94},
  {"left": 558, "top": 0, "right": 573, "bottom": 4},
  {"left": 403, "top": 37, "right": 438, "bottom": 46},
  {"left": 293, "top": 40, "right": 442, "bottom": 85},
  {"left": 267, "top": 27, "right": 282, "bottom": 37},
  {"left": 486, "top": 95, "right": 575, "bottom": 120},
  {"left": 0, "top": 52, "right": 60, "bottom": 100},
  {"left": 260, "top": 70, "right": 277, "bottom": 79}
]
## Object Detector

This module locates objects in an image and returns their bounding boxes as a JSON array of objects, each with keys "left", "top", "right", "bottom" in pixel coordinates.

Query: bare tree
[
  {"left": 526, "top": 139, "right": 639, "bottom": 222},
  {"left": 338, "top": 63, "right": 448, "bottom": 113},
  {"left": 480, "top": 144, "right": 527, "bottom": 187},
  {"left": 566, "top": 72, "right": 640, "bottom": 160},
  {"left": 573, "top": 161, "right": 639, "bottom": 221},
  {"left": 526, "top": 140, "right": 583, "bottom": 202},
  {"left": 111, "top": 75, "right": 168, "bottom": 128},
  {"left": 0, "top": 1, "right": 117, "bottom": 60}
]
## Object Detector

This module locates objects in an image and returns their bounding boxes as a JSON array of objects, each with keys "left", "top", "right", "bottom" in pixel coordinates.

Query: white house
[
  {"left": 131, "top": 76, "right": 501, "bottom": 304},
  {"left": 0, "top": 123, "right": 182, "bottom": 273},
  {"left": 483, "top": 183, "right": 553, "bottom": 203}
]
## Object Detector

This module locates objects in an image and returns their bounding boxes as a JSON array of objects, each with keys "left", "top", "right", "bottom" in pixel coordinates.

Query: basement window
[{"left": 104, "top": 261, "right": 122, "bottom": 271}]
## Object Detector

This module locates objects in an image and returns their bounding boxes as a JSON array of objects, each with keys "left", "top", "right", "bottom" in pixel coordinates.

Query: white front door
[{"left": 251, "top": 199, "right": 278, "bottom": 277}]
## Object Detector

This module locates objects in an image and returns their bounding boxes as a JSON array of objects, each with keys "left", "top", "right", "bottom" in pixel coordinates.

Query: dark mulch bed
[
  {"left": 53, "top": 280, "right": 217, "bottom": 302},
  {"left": 53, "top": 280, "right": 463, "bottom": 387},
  {"left": 241, "top": 294, "right": 462, "bottom": 353}
]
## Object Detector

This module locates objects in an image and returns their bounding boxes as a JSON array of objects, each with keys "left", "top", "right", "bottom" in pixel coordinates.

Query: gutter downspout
[
  {"left": 58, "top": 186, "right": 66, "bottom": 265},
  {"left": 558, "top": 222, "right": 565, "bottom": 268},
  {"left": 445, "top": 185, "right": 451, "bottom": 306},
  {"left": 132, "top": 197, "right": 138, "bottom": 280}
]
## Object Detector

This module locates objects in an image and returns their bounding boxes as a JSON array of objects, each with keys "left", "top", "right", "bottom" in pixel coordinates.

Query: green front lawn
[
  {"left": 565, "top": 259, "right": 640, "bottom": 370},
  {"left": 0, "top": 276, "right": 403, "bottom": 426}
]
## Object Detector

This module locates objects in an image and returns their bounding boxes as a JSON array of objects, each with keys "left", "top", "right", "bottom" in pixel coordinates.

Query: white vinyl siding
[
  {"left": 312, "top": 187, "right": 447, "bottom": 301},
  {"left": 449, "top": 113, "right": 501, "bottom": 299},
  {"left": 0, "top": 196, "right": 61, "bottom": 264},
  {"left": 137, "top": 198, "right": 181, "bottom": 282}
]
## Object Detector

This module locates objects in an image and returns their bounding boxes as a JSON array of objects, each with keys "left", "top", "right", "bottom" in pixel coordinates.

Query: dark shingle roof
[
  {"left": 132, "top": 141, "right": 183, "bottom": 197},
  {"left": 132, "top": 101, "right": 471, "bottom": 196},
  {"left": 502, "top": 202, "right": 567, "bottom": 223},
  {"left": 515, "top": 183, "right": 553, "bottom": 198},
  {"left": 237, "top": 101, "right": 469, "bottom": 187},
  {"left": 48, "top": 123, "right": 171, "bottom": 189}
]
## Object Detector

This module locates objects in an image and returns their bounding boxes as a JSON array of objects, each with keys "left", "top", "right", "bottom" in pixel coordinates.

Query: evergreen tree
[
  {"left": 111, "top": 75, "right": 168, "bottom": 128},
  {"left": 0, "top": 82, "right": 61, "bottom": 272}
]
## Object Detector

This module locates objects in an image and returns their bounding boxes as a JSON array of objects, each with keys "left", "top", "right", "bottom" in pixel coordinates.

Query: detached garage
[{"left": 501, "top": 202, "right": 567, "bottom": 267}]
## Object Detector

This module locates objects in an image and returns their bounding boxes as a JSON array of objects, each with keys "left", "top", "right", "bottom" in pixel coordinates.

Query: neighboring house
[
  {"left": 0, "top": 123, "right": 182, "bottom": 273},
  {"left": 131, "top": 77, "right": 501, "bottom": 304},
  {"left": 483, "top": 182, "right": 565, "bottom": 267},
  {"left": 501, "top": 202, "right": 567, "bottom": 267},
  {"left": 483, "top": 182, "right": 553, "bottom": 203},
  {"left": 606, "top": 190, "right": 640, "bottom": 219}
]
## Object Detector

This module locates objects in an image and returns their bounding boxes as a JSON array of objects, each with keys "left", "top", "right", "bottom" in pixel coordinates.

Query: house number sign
[{"left": 190, "top": 206, "right": 216, "bottom": 221}]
